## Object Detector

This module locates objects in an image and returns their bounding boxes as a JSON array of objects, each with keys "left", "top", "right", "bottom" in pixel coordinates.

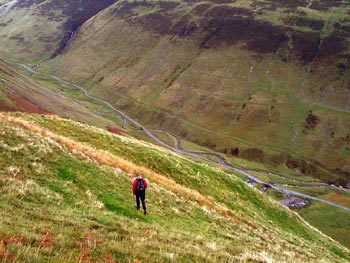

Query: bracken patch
[
  {"left": 6, "top": 93, "right": 48, "bottom": 114},
  {"left": 38, "top": 230, "right": 54, "bottom": 248}
]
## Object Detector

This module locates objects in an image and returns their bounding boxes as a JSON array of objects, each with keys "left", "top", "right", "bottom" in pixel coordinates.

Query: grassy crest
[{"left": 0, "top": 112, "right": 349, "bottom": 262}]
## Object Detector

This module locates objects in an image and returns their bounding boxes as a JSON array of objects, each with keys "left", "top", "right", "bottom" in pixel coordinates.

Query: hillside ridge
[{"left": 1, "top": 112, "right": 350, "bottom": 262}]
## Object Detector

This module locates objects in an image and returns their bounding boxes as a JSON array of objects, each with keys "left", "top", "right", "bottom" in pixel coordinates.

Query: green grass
[
  {"left": 299, "top": 203, "right": 350, "bottom": 248},
  {"left": 321, "top": 5, "right": 349, "bottom": 38},
  {"left": 0, "top": 112, "right": 349, "bottom": 262},
  {"left": 0, "top": 118, "right": 234, "bottom": 261},
  {"left": 17, "top": 113, "right": 345, "bottom": 222},
  {"left": 273, "top": 183, "right": 350, "bottom": 247},
  {"left": 340, "top": 145, "right": 350, "bottom": 159},
  {"left": 0, "top": 88, "right": 14, "bottom": 108}
]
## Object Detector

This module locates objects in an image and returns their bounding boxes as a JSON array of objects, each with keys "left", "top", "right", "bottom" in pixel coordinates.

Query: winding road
[{"left": 9, "top": 61, "right": 350, "bottom": 212}]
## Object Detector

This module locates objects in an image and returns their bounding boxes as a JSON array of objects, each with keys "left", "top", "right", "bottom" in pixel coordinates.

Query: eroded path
[{"left": 10, "top": 61, "right": 350, "bottom": 211}]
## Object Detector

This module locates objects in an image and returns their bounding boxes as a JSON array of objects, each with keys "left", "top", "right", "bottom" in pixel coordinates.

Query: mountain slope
[
  {"left": 0, "top": 112, "right": 349, "bottom": 262},
  {"left": 1, "top": 0, "right": 349, "bottom": 185},
  {"left": 0, "top": 0, "right": 116, "bottom": 62},
  {"left": 33, "top": 0, "right": 350, "bottom": 185},
  {"left": 0, "top": 59, "right": 123, "bottom": 130}
]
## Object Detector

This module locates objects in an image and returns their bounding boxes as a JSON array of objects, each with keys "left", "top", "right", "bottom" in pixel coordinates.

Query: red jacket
[{"left": 132, "top": 177, "right": 148, "bottom": 195}]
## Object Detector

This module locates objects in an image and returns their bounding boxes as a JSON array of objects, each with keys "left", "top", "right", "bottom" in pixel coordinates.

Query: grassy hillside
[
  {"left": 0, "top": 59, "right": 123, "bottom": 131},
  {"left": 33, "top": 0, "right": 350, "bottom": 185},
  {"left": 0, "top": 111, "right": 349, "bottom": 262}
]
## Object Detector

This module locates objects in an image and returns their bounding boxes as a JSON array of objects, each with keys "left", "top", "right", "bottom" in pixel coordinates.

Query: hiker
[{"left": 132, "top": 172, "right": 148, "bottom": 215}]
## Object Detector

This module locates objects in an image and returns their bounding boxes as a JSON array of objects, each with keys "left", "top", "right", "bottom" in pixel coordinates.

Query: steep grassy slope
[
  {"left": 0, "top": 59, "right": 122, "bottom": 130},
  {"left": 34, "top": 0, "right": 350, "bottom": 185},
  {"left": 0, "top": 112, "right": 349, "bottom": 262}
]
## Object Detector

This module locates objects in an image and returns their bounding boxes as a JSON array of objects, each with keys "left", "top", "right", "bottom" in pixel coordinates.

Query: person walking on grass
[{"left": 132, "top": 171, "right": 148, "bottom": 215}]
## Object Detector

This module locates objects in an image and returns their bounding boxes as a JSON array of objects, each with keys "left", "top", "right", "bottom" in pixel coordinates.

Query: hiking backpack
[{"left": 136, "top": 178, "right": 145, "bottom": 192}]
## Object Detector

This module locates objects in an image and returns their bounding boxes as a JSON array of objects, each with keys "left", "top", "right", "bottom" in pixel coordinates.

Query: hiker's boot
[{"left": 144, "top": 210, "right": 147, "bottom": 215}]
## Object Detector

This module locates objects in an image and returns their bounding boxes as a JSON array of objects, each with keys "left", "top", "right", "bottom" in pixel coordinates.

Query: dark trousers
[{"left": 136, "top": 191, "right": 146, "bottom": 211}]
